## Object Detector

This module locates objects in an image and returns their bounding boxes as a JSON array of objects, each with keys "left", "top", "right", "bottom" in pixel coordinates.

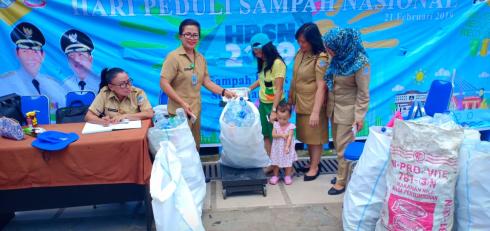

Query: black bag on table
[
  {"left": 55, "top": 102, "right": 89, "bottom": 124},
  {"left": 0, "top": 93, "right": 25, "bottom": 125}
]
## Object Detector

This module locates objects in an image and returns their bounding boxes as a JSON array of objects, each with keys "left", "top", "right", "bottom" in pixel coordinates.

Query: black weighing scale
[
  {"left": 220, "top": 164, "right": 267, "bottom": 199},
  {"left": 219, "top": 88, "right": 268, "bottom": 199}
]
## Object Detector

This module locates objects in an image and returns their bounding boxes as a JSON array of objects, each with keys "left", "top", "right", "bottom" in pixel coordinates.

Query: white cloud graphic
[
  {"left": 479, "top": 72, "right": 490, "bottom": 78},
  {"left": 435, "top": 68, "right": 451, "bottom": 77},
  {"left": 392, "top": 84, "right": 405, "bottom": 92}
]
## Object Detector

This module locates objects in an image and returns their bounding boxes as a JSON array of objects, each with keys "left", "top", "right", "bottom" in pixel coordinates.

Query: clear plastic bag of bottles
[
  {"left": 153, "top": 105, "right": 188, "bottom": 129},
  {"left": 219, "top": 98, "right": 270, "bottom": 168},
  {"left": 223, "top": 97, "right": 255, "bottom": 127}
]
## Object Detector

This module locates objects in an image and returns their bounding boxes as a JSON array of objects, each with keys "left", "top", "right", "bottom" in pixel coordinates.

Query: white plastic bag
[
  {"left": 219, "top": 100, "right": 270, "bottom": 168},
  {"left": 148, "top": 127, "right": 169, "bottom": 156},
  {"left": 455, "top": 129, "right": 490, "bottom": 231},
  {"left": 377, "top": 119, "right": 464, "bottom": 231},
  {"left": 148, "top": 121, "right": 206, "bottom": 218},
  {"left": 150, "top": 142, "right": 205, "bottom": 231},
  {"left": 343, "top": 126, "right": 392, "bottom": 231}
]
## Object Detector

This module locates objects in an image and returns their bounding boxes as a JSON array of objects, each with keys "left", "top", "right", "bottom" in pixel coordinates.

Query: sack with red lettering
[{"left": 376, "top": 119, "right": 464, "bottom": 231}]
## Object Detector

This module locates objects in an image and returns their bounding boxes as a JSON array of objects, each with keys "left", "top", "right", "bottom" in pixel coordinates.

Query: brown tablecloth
[{"left": 0, "top": 120, "right": 152, "bottom": 190}]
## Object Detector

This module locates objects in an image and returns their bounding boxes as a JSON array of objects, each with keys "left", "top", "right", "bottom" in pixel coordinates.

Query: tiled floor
[{"left": 4, "top": 174, "right": 343, "bottom": 231}]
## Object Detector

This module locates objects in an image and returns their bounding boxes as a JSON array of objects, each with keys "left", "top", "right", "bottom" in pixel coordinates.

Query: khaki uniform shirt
[
  {"left": 88, "top": 86, "right": 152, "bottom": 118},
  {"left": 160, "top": 46, "right": 209, "bottom": 116},
  {"left": 327, "top": 65, "right": 370, "bottom": 125},
  {"left": 290, "top": 51, "right": 331, "bottom": 114}
]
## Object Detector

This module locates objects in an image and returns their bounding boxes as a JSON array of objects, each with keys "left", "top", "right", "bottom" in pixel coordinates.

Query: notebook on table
[{"left": 81, "top": 120, "right": 142, "bottom": 134}]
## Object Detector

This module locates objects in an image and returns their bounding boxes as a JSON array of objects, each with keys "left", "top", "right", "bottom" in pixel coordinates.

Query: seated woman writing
[{"left": 85, "top": 67, "right": 154, "bottom": 125}]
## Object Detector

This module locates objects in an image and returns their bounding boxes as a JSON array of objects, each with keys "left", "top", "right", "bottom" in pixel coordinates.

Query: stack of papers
[{"left": 82, "top": 120, "right": 142, "bottom": 134}]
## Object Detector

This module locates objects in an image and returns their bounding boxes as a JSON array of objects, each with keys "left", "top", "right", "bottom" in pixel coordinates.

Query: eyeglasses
[
  {"left": 110, "top": 78, "right": 133, "bottom": 88},
  {"left": 182, "top": 32, "right": 200, "bottom": 39}
]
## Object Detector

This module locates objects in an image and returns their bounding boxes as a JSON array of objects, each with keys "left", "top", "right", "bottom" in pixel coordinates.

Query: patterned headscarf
[{"left": 323, "top": 27, "right": 369, "bottom": 76}]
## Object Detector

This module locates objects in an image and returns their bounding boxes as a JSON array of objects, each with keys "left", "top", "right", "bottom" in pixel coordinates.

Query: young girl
[{"left": 269, "top": 102, "right": 297, "bottom": 185}]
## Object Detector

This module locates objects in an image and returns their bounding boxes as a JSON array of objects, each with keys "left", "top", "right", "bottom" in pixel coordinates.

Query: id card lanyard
[{"left": 191, "top": 54, "right": 197, "bottom": 86}]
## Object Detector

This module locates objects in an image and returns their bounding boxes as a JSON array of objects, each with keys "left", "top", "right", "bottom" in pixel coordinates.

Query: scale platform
[{"left": 220, "top": 164, "right": 268, "bottom": 199}]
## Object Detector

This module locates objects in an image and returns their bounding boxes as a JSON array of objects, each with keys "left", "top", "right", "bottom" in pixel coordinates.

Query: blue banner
[{"left": 1, "top": 0, "right": 489, "bottom": 144}]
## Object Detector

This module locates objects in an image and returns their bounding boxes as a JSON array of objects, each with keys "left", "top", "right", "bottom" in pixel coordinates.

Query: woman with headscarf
[{"left": 323, "top": 28, "right": 370, "bottom": 195}]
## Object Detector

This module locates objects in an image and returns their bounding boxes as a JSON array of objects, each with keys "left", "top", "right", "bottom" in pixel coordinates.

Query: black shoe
[
  {"left": 331, "top": 177, "right": 336, "bottom": 185},
  {"left": 328, "top": 186, "right": 345, "bottom": 195},
  {"left": 303, "top": 169, "right": 320, "bottom": 181}
]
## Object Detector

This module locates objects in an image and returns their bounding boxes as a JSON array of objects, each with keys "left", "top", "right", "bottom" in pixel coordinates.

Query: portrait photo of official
[
  {"left": 60, "top": 29, "right": 99, "bottom": 93},
  {"left": 0, "top": 21, "right": 65, "bottom": 107}
]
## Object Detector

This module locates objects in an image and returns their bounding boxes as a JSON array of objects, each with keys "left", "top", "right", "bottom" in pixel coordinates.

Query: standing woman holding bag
[
  {"left": 323, "top": 28, "right": 370, "bottom": 195},
  {"left": 160, "top": 19, "right": 236, "bottom": 150},
  {"left": 248, "top": 33, "right": 287, "bottom": 156},
  {"left": 288, "top": 23, "right": 331, "bottom": 181}
]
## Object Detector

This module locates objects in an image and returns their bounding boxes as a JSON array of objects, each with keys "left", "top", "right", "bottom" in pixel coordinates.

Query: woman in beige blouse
[{"left": 288, "top": 23, "right": 331, "bottom": 181}]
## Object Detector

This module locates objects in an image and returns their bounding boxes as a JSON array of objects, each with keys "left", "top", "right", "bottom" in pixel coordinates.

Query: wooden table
[{"left": 0, "top": 120, "right": 154, "bottom": 230}]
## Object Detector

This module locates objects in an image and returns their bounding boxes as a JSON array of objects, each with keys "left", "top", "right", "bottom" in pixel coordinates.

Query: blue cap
[
  {"left": 250, "top": 33, "right": 271, "bottom": 49},
  {"left": 32, "top": 131, "right": 79, "bottom": 151}
]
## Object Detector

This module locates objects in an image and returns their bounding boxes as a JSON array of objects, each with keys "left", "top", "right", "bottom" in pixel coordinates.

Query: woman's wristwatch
[{"left": 221, "top": 88, "right": 226, "bottom": 96}]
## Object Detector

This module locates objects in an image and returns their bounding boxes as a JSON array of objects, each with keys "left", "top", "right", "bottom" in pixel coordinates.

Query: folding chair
[
  {"left": 20, "top": 95, "right": 50, "bottom": 125},
  {"left": 424, "top": 80, "right": 453, "bottom": 116},
  {"left": 344, "top": 141, "right": 365, "bottom": 186},
  {"left": 404, "top": 100, "right": 425, "bottom": 120},
  {"left": 66, "top": 91, "right": 96, "bottom": 107},
  {"left": 404, "top": 80, "right": 453, "bottom": 119}
]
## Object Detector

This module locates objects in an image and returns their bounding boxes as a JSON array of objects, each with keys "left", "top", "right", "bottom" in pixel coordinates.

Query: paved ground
[{"left": 5, "top": 174, "right": 343, "bottom": 231}]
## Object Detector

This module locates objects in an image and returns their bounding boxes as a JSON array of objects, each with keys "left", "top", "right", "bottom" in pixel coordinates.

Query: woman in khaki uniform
[
  {"left": 288, "top": 23, "right": 331, "bottom": 181},
  {"left": 323, "top": 28, "right": 370, "bottom": 195},
  {"left": 160, "top": 19, "right": 235, "bottom": 150},
  {"left": 85, "top": 67, "right": 154, "bottom": 125}
]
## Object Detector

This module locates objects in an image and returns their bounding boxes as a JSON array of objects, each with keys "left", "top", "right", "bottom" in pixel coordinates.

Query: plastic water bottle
[
  {"left": 238, "top": 97, "right": 255, "bottom": 127},
  {"left": 243, "top": 112, "right": 254, "bottom": 127},
  {"left": 223, "top": 98, "right": 257, "bottom": 127},
  {"left": 161, "top": 117, "right": 170, "bottom": 129},
  {"left": 153, "top": 113, "right": 164, "bottom": 125},
  {"left": 176, "top": 108, "right": 187, "bottom": 126},
  {"left": 154, "top": 114, "right": 169, "bottom": 129},
  {"left": 161, "top": 105, "right": 168, "bottom": 116},
  {"left": 167, "top": 117, "right": 177, "bottom": 128},
  {"left": 224, "top": 100, "right": 240, "bottom": 126},
  {"left": 153, "top": 105, "right": 172, "bottom": 129}
]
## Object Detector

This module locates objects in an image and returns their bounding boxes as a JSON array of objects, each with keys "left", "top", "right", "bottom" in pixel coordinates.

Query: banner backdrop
[{"left": 1, "top": 0, "right": 489, "bottom": 144}]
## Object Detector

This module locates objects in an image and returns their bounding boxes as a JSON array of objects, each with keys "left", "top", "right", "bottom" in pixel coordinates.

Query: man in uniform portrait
[
  {"left": 60, "top": 29, "right": 99, "bottom": 93},
  {"left": 0, "top": 21, "right": 65, "bottom": 107}
]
